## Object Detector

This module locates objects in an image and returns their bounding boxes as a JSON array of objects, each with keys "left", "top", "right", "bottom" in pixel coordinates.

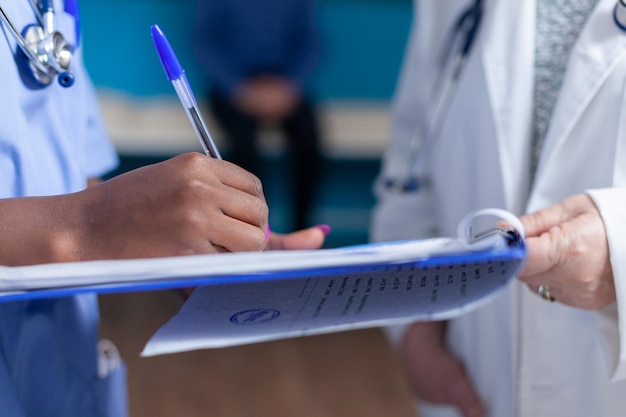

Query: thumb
[
  {"left": 266, "top": 225, "right": 330, "bottom": 251},
  {"left": 520, "top": 202, "right": 565, "bottom": 238},
  {"left": 517, "top": 230, "right": 562, "bottom": 279},
  {"left": 520, "top": 194, "right": 591, "bottom": 238},
  {"left": 518, "top": 209, "right": 589, "bottom": 280},
  {"left": 517, "top": 200, "right": 574, "bottom": 280}
]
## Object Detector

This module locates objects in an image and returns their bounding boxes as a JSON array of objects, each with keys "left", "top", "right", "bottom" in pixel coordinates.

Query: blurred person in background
[
  {"left": 194, "top": 0, "right": 323, "bottom": 231},
  {"left": 372, "top": 0, "right": 626, "bottom": 416}
]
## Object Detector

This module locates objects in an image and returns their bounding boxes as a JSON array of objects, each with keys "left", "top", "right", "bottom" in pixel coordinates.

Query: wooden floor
[{"left": 99, "top": 290, "right": 420, "bottom": 417}]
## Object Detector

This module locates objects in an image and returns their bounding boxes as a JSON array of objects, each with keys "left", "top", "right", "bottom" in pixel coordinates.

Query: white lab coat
[{"left": 371, "top": 0, "right": 626, "bottom": 416}]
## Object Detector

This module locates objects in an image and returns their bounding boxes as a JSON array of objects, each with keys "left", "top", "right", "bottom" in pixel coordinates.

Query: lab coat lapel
[
  {"left": 480, "top": 0, "right": 535, "bottom": 213},
  {"left": 535, "top": 0, "right": 626, "bottom": 179}
]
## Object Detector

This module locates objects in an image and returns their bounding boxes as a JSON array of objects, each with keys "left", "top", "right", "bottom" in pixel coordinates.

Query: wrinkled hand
[
  {"left": 518, "top": 193, "right": 615, "bottom": 309},
  {"left": 401, "top": 321, "right": 484, "bottom": 417},
  {"left": 75, "top": 153, "right": 269, "bottom": 260}
]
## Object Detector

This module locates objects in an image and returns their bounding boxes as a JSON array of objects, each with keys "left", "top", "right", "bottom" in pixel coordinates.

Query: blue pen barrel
[
  {"left": 172, "top": 76, "right": 196, "bottom": 109},
  {"left": 173, "top": 77, "right": 222, "bottom": 159},
  {"left": 152, "top": 24, "right": 221, "bottom": 159}
]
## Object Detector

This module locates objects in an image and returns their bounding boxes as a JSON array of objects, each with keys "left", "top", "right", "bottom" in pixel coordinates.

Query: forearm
[
  {"left": 0, "top": 193, "right": 86, "bottom": 266},
  {"left": 1, "top": 154, "right": 272, "bottom": 267}
]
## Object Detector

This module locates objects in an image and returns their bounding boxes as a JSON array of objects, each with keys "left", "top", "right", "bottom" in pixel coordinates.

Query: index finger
[
  {"left": 520, "top": 203, "right": 566, "bottom": 238},
  {"left": 206, "top": 157, "right": 265, "bottom": 198},
  {"left": 518, "top": 232, "right": 560, "bottom": 283},
  {"left": 520, "top": 194, "right": 590, "bottom": 237}
]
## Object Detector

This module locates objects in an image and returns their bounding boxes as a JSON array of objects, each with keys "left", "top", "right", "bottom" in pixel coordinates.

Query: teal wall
[{"left": 80, "top": 0, "right": 412, "bottom": 100}]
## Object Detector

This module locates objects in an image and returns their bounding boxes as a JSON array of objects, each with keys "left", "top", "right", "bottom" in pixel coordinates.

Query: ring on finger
[{"left": 537, "top": 284, "right": 555, "bottom": 302}]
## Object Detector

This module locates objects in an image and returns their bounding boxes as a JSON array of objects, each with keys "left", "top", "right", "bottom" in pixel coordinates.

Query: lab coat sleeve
[{"left": 587, "top": 187, "right": 626, "bottom": 382}]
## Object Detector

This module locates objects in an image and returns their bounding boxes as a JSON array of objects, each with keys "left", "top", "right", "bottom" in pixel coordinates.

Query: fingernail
[
  {"left": 314, "top": 224, "right": 331, "bottom": 236},
  {"left": 266, "top": 224, "right": 271, "bottom": 241}
]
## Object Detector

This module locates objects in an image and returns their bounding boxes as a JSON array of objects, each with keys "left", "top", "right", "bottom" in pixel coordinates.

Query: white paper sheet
[{"left": 142, "top": 239, "right": 524, "bottom": 356}]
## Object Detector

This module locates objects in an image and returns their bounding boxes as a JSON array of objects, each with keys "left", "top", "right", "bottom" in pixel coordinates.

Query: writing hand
[
  {"left": 517, "top": 194, "right": 615, "bottom": 309},
  {"left": 76, "top": 153, "right": 269, "bottom": 260}
]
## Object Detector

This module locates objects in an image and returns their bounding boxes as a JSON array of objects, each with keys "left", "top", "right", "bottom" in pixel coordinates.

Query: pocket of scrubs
[{"left": 95, "top": 339, "right": 128, "bottom": 417}]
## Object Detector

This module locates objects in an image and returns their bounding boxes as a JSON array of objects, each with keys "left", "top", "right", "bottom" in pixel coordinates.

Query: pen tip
[
  {"left": 150, "top": 24, "right": 161, "bottom": 36},
  {"left": 150, "top": 24, "right": 184, "bottom": 81}
]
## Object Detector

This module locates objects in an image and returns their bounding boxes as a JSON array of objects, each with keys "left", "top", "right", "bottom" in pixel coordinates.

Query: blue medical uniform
[{"left": 0, "top": 2, "right": 127, "bottom": 416}]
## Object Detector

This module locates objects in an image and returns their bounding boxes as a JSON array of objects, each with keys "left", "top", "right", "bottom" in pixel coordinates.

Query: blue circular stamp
[{"left": 230, "top": 309, "right": 281, "bottom": 325}]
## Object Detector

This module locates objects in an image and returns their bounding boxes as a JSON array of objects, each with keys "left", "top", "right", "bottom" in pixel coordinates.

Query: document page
[{"left": 142, "top": 252, "right": 523, "bottom": 356}]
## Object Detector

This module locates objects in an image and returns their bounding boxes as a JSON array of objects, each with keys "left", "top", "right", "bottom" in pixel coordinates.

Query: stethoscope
[
  {"left": 382, "top": 0, "right": 484, "bottom": 194},
  {"left": 615, "top": 0, "right": 626, "bottom": 30},
  {"left": 0, "top": 0, "right": 75, "bottom": 88},
  {"left": 384, "top": 0, "right": 626, "bottom": 194}
]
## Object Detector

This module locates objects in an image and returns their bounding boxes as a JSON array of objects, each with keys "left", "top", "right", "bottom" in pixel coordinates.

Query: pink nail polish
[
  {"left": 314, "top": 224, "right": 331, "bottom": 236},
  {"left": 265, "top": 224, "right": 271, "bottom": 241}
]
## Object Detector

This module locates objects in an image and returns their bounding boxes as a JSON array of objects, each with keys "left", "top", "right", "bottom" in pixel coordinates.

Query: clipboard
[
  {"left": 0, "top": 212, "right": 524, "bottom": 300},
  {"left": 0, "top": 208, "right": 526, "bottom": 354}
]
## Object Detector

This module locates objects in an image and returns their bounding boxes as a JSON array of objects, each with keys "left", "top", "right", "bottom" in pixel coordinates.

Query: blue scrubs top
[{"left": 0, "top": 2, "right": 126, "bottom": 416}]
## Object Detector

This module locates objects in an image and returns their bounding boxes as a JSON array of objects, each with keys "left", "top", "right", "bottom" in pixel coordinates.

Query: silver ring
[{"left": 537, "top": 284, "right": 555, "bottom": 302}]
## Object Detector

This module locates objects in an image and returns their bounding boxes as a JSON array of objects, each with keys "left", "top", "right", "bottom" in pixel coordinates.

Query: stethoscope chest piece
[
  {"left": 0, "top": 1, "right": 75, "bottom": 89},
  {"left": 20, "top": 23, "right": 73, "bottom": 88}
]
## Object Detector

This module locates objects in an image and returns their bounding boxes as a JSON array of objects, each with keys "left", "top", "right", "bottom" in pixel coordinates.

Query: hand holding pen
[
  {"left": 6, "top": 25, "right": 324, "bottom": 267},
  {"left": 66, "top": 25, "right": 271, "bottom": 259},
  {"left": 150, "top": 24, "right": 329, "bottom": 253},
  {"left": 152, "top": 24, "right": 271, "bottom": 237}
]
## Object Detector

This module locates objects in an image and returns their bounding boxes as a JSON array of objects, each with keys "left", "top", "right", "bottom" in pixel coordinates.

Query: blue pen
[
  {"left": 151, "top": 24, "right": 272, "bottom": 240},
  {"left": 151, "top": 24, "right": 222, "bottom": 159}
]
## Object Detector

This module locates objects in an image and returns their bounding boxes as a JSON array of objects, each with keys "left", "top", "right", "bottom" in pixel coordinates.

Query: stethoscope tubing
[
  {"left": 0, "top": 6, "right": 51, "bottom": 76},
  {"left": 615, "top": 0, "right": 626, "bottom": 31},
  {"left": 389, "top": 0, "right": 483, "bottom": 193},
  {"left": 388, "top": 0, "right": 626, "bottom": 194}
]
